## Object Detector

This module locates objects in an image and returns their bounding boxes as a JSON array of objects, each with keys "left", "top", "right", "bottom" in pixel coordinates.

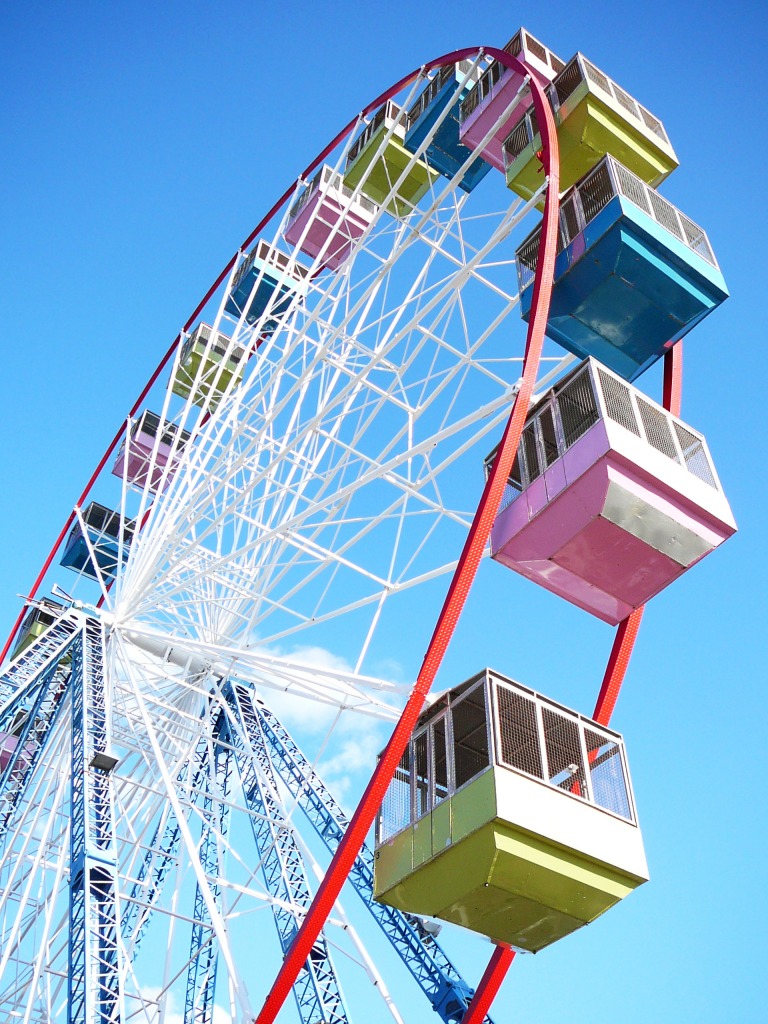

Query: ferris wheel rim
[
  {"left": 251, "top": 41, "right": 563, "bottom": 1024},
  {"left": 2, "top": 41, "right": 569, "bottom": 1024},
  {"left": 2, "top": 45, "right": 534, "bottom": 668},
  {"left": 32, "top": 48, "right": 563, "bottom": 716}
]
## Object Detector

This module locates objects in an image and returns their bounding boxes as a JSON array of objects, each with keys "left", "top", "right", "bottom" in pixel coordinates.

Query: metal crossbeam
[
  {"left": 68, "top": 619, "right": 122, "bottom": 1024},
  {"left": 227, "top": 684, "right": 350, "bottom": 1024},
  {"left": 250, "top": 691, "right": 488, "bottom": 1024},
  {"left": 0, "top": 610, "right": 82, "bottom": 705},
  {"left": 0, "top": 627, "right": 77, "bottom": 835},
  {"left": 121, "top": 736, "right": 213, "bottom": 956},
  {"left": 121, "top": 801, "right": 181, "bottom": 953},
  {"left": 184, "top": 707, "right": 232, "bottom": 1024}
]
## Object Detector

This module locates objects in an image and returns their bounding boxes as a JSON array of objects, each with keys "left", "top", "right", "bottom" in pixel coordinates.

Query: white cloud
[
  {"left": 314, "top": 710, "right": 390, "bottom": 811},
  {"left": 232, "top": 641, "right": 402, "bottom": 815},
  {"left": 136, "top": 987, "right": 232, "bottom": 1023},
  {"left": 261, "top": 645, "right": 354, "bottom": 736}
]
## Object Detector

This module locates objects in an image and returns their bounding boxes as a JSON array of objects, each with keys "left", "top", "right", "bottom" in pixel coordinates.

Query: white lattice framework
[{"left": 0, "top": 60, "right": 575, "bottom": 1024}]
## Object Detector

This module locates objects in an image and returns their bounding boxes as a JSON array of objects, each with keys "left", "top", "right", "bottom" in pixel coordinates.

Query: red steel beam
[
  {"left": 0, "top": 45, "right": 689, "bottom": 1024},
  {"left": 592, "top": 343, "right": 683, "bottom": 726},
  {"left": 461, "top": 946, "right": 516, "bottom": 1024},
  {"left": 254, "top": 44, "right": 561, "bottom": 1024},
  {"left": 663, "top": 341, "right": 683, "bottom": 417},
  {"left": 464, "top": 317, "right": 687, "bottom": 1021},
  {"left": 592, "top": 607, "right": 645, "bottom": 726}
]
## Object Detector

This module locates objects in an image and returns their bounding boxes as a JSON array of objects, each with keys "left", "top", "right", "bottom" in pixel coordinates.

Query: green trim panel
[
  {"left": 375, "top": 769, "right": 646, "bottom": 952},
  {"left": 375, "top": 827, "right": 413, "bottom": 894},
  {"left": 413, "top": 816, "right": 431, "bottom": 869},
  {"left": 431, "top": 798, "right": 451, "bottom": 858},
  {"left": 451, "top": 769, "right": 496, "bottom": 842},
  {"left": 344, "top": 128, "right": 440, "bottom": 219}
]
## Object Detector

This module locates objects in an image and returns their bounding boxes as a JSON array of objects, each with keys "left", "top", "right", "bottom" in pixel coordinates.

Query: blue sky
[{"left": 1, "top": 1, "right": 767, "bottom": 1021}]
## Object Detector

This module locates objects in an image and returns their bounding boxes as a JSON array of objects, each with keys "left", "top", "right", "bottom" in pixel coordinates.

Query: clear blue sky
[{"left": 1, "top": 2, "right": 767, "bottom": 1021}]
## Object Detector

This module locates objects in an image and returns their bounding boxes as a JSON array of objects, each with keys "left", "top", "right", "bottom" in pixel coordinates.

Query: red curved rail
[
  {"left": 462, "top": 342, "right": 684, "bottom": 1023},
  {"left": 253, "top": 43, "right": 561, "bottom": 1024},
  {"left": 0, "top": 56, "right": 477, "bottom": 663},
  {"left": 0, "top": 37, "right": 676, "bottom": 1024}
]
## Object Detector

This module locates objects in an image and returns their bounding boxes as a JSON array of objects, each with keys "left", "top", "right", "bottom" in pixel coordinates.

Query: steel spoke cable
[
  {"left": 121, "top": 182, "right": 536, "bottom": 629},
  {"left": 254, "top": 43, "right": 561, "bottom": 1023}
]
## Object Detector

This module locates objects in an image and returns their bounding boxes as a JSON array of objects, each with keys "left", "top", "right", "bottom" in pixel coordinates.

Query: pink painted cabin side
[
  {"left": 285, "top": 166, "right": 377, "bottom": 273},
  {"left": 459, "top": 29, "right": 564, "bottom": 173},
  {"left": 489, "top": 359, "right": 736, "bottom": 624},
  {"left": 0, "top": 733, "right": 33, "bottom": 773},
  {"left": 111, "top": 411, "right": 190, "bottom": 493}
]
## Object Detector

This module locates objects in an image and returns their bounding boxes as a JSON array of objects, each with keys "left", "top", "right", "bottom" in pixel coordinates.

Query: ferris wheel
[{"left": 0, "top": 30, "right": 734, "bottom": 1024}]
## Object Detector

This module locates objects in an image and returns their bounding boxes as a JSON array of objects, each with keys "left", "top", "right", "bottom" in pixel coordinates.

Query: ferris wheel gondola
[{"left": 0, "top": 29, "right": 733, "bottom": 1024}]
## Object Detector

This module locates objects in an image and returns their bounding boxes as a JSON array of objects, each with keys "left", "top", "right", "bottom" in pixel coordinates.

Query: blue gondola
[
  {"left": 60, "top": 502, "right": 135, "bottom": 584},
  {"left": 516, "top": 155, "right": 728, "bottom": 381},
  {"left": 224, "top": 240, "right": 308, "bottom": 331},
  {"left": 403, "top": 62, "right": 491, "bottom": 193}
]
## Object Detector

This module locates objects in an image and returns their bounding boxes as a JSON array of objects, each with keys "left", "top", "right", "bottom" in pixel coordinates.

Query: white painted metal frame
[{"left": 0, "top": 63, "right": 580, "bottom": 1024}]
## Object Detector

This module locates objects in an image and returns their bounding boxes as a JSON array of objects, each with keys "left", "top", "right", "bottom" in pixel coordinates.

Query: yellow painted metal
[
  {"left": 412, "top": 816, "right": 432, "bottom": 869},
  {"left": 431, "top": 799, "right": 452, "bottom": 860},
  {"left": 506, "top": 80, "right": 679, "bottom": 207},
  {"left": 343, "top": 123, "right": 439, "bottom": 219},
  {"left": 172, "top": 340, "right": 244, "bottom": 411},
  {"left": 374, "top": 769, "right": 645, "bottom": 952},
  {"left": 11, "top": 619, "right": 49, "bottom": 658},
  {"left": 375, "top": 826, "right": 414, "bottom": 894}
]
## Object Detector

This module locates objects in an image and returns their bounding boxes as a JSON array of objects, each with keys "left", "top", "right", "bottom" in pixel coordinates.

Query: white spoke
[{"left": 1, "top": 55, "right": 583, "bottom": 1024}]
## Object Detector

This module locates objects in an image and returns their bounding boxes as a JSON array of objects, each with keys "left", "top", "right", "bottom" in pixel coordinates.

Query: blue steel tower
[{"left": 0, "top": 27, "right": 732, "bottom": 1024}]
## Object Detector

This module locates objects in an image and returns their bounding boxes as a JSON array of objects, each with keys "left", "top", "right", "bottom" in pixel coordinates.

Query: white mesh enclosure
[
  {"left": 515, "top": 155, "right": 720, "bottom": 294},
  {"left": 673, "top": 422, "right": 718, "bottom": 488},
  {"left": 373, "top": 668, "right": 640, "bottom": 869},
  {"left": 584, "top": 728, "right": 633, "bottom": 819},
  {"left": 490, "top": 671, "right": 635, "bottom": 822},
  {"left": 376, "top": 675, "right": 493, "bottom": 840},
  {"left": 495, "top": 682, "right": 544, "bottom": 779},
  {"left": 636, "top": 397, "right": 681, "bottom": 463},
  {"left": 541, "top": 705, "right": 588, "bottom": 798},
  {"left": 502, "top": 114, "right": 534, "bottom": 166},
  {"left": 378, "top": 747, "right": 412, "bottom": 843},
  {"left": 557, "top": 366, "right": 600, "bottom": 448},
  {"left": 485, "top": 359, "right": 725, "bottom": 530},
  {"left": 597, "top": 367, "right": 642, "bottom": 436},
  {"left": 432, "top": 716, "right": 450, "bottom": 807},
  {"left": 414, "top": 729, "right": 429, "bottom": 821},
  {"left": 452, "top": 684, "right": 490, "bottom": 789}
]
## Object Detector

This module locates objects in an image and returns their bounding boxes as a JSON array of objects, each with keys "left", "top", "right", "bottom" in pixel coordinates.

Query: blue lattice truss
[
  {"left": 0, "top": 615, "right": 122, "bottom": 1024},
  {"left": 226, "top": 682, "right": 351, "bottom": 1024},
  {"left": 68, "top": 618, "right": 121, "bottom": 1024},
  {"left": 0, "top": 608, "right": 81, "bottom": 706},
  {"left": 0, "top": 616, "right": 490, "bottom": 1024},
  {"left": 0, "top": 624, "right": 76, "bottom": 834},
  {"left": 183, "top": 706, "right": 233, "bottom": 1024},
  {"left": 227, "top": 684, "right": 489, "bottom": 1024}
]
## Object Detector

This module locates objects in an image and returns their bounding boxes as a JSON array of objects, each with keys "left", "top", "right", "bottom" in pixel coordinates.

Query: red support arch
[
  {"left": 592, "top": 608, "right": 645, "bottom": 726},
  {"left": 460, "top": 337, "right": 686, "bottom": 1021},
  {"left": 664, "top": 341, "right": 684, "bottom": 417},
  {"left": 1, "top": 41, "right": 687, "bottom": 1024},
  {"left": 254, "top": 43, "right": 562, "bottom": 1024},
  {"left": 592, "top": 344, "right": 683, "bottom": 725},
  {"left": 461, "top": 946, "right": 516, "bottom": 1024}
]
